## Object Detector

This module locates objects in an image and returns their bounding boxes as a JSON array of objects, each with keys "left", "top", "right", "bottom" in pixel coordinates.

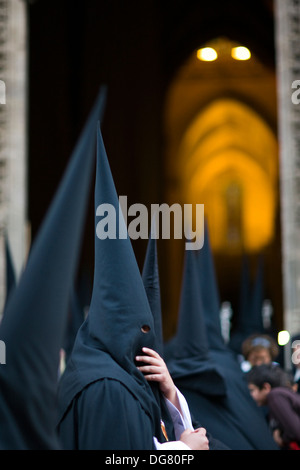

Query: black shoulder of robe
[{"left": 58, "top": 378, "right": 156, "bottom": 450}]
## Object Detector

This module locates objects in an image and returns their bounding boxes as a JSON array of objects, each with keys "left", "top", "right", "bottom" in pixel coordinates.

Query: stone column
[
  {"left": 275, "top": 0, "right": 300, "bottom": 366},
  {"left": 0, "top": 0, "right": 28, "bottom": 315}
]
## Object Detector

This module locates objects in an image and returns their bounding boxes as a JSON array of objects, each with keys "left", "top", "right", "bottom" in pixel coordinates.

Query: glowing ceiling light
[
  {"left": 278, "top": 330, "right": 290, "bottom": 346},
  {"left": 197, "top": 47, "right": 218, "bottom": 62},
  {"left": 231, "top": 46, "right": 251, "bottom": 61}
]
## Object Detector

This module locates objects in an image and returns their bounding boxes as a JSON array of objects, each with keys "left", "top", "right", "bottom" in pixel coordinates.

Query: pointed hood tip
[
  {"left": 166, "top": 248, "right": 227, "bottom": 397},
  {"left": 176, "top": 248, "right": 210, "bottom": 357},
  {"left": 87, "top": 125, "right": 157, "bottom": 375}
]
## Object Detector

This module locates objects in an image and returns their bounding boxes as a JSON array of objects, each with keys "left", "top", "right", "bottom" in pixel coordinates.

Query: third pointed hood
[
  {"left": 166, "top": 248, "right": 226, "bottom": 396},
  {"left": 196, "top": 222, "right": 227, "bottom": 351}
]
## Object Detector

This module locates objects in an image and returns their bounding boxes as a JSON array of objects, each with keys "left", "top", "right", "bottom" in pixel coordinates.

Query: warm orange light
[
  {"left": 197, "top": 47, "right": 218, "bottom": 62},
  {"left": 186, "top": 151, "right": 275, "bottom": 252},
  {"left": 231, "top": 46, "right": 251, "bottom": 61}
]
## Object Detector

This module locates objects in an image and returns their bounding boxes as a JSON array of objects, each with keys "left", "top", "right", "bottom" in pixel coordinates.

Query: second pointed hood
[
  {"left": 165, "top": 248, "right": 226, "bottom": 396},
  {"left": 196, "top": 222, "right": 227, "bottom": 351}
]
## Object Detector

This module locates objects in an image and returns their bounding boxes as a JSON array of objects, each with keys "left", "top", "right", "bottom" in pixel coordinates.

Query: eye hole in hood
[{"left": 141, "top": 325, "right": 151, "bottom": 334}]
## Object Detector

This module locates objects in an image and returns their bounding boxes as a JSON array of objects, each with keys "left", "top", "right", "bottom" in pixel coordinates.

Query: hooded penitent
[
  {"left": 165, "top": 248, "right": 256, "bottom": 449},
  {"left": 57, "top": 125, "right": 165, "bottom": 450},
  {"left": 191, "top": 227, "right": 279, "bottom": 449},
  {"left": 0, "top": 87, "right": 106, "bottom": 449}
]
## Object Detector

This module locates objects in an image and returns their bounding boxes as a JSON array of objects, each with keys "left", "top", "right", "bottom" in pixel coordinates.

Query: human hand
[
  {"left": 180, "top": 428, "right": 209, "bottom": 450},
  {"left": 273, "top": 429, "right": 284, "bottom": 448},
  {"left": 136, "top": 347, "right": 177, "bottom": 404}
]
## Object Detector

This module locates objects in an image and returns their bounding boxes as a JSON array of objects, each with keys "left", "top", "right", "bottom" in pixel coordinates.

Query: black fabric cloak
[{"left": 165, "top": 241, "right": 279, "bottom": 450}]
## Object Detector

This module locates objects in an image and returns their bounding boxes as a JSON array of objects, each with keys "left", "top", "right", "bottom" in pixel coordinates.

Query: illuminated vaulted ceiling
[
  {"left": 178, "top": 98, "right": 278, "bottom": 252},
  {"left": 164, "top": 37, "right": 278, "bottom": 254}
]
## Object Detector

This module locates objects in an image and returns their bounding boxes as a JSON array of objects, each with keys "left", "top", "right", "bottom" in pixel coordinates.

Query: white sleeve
[
  {"left": 153, "top": 436, "right": 191, "bottom": 450},
  {"left": 153, "top": 387, "right": 194, "bottom": 450},
  {"left": 164, "top": 387, "right": 194, "bottom": 439}
]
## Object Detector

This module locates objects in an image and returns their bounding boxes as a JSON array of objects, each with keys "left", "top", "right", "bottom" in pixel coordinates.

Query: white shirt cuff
[
  {"left": 164, "top": 387, "right": 194, "bottom": 440},
  {"left": 152, "top": 387, "right": 194, "bottom": 450},
  {"left": 153, "top": 436, "right": 191, "bottom": 450}
]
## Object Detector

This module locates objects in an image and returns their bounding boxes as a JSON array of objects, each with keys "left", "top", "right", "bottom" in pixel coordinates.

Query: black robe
[
  {"left": 177, "top": 349, "right": 279, "bottom": 450},
  {"left": 165, "top": 247, "right": 279, "bottom": 450},
  {"left": 57, "top": 322, "right": 165, "bottom": 450}
]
